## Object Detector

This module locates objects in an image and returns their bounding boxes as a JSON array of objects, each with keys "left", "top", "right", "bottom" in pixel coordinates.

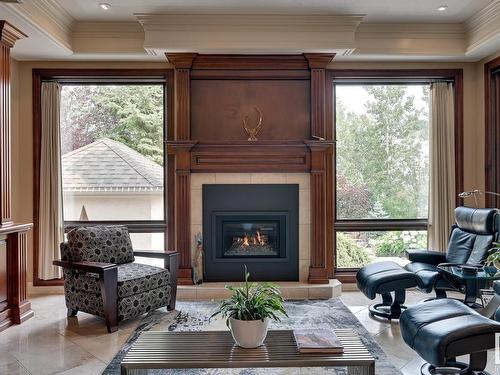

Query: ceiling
[
  {"left": 62, "top": 0, "right": 491, "bottom": 23},
  {"left": 0, "top": 0, "right": 499, "bottom": 62}
]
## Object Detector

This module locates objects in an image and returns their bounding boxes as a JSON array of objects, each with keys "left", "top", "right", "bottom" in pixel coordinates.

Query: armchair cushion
[
  {"left": 66, "top": 226, "right": 135, "bottom": 264},
  {"left": 406, "top": 250, "right": 446, "bottom": 265},
  {"left": 70, "top": 262, "right": 170, "bottom": 298}
]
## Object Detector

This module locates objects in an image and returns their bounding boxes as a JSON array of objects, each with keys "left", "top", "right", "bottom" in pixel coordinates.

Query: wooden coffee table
[{"left": 120, "top": 329, "right": 375, "bottom": 374}]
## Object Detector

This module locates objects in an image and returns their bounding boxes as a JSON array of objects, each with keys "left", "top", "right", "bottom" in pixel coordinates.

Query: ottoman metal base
[
  {"left": 420, "top": 350, "right": 489, "bottom": 375},
  {"left": 421, "top": 362, "right": 489, "bottom": 375},
  {"left": 368, "top": 290, "right": 407, "bottom": 320}
]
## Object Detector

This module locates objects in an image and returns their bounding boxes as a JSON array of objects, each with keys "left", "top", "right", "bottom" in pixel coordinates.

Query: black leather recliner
[{"left": 405, "top": 206, "right": 500, "bottom": 297}]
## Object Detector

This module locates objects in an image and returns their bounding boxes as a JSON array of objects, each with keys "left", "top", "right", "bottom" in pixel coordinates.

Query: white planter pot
[{"left": 229, "top": 317, "right": 269, "bottom": 348}]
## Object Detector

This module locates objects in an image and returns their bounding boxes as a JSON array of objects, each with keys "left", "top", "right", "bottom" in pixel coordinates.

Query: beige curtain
[
  {"left": 428, "top": 82, "right": 455, "bottom": 252},
  {"left": 38, "top": 82, "right": 63, "bottom": 280}
]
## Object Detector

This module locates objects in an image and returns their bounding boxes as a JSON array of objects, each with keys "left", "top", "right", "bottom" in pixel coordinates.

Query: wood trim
[
  {"left": 306, "top": 141, "right": 334, "bottom": 284},
  {"left": 334, "top": 219, "right": 428, "bottom": 231},
  {"left": 166, "top": 53, "right": 198, "bottom": 69},
  {"left": 190, "top": 70, "right": 310, "bottom": 80},
  {"left": 169, "top": 141, "right": 196, "bottom": 284},
  {"left": 188, "top": 141, "right": 311, "bottom": 173},
  {"left": 6, "top": 229, "right": 33, "bottom": 325},
  {"left": 0, "top": 21, "right": 27, "bottom": 48},
  {"left": 485, "top": 56, "right": 500, "bottom": 208},
  {"left": 32, "top": 69, "right": 173, "bottom": 286},
  {"left": 0, "top": 42, "right": 12, "bottom": 225},
  {"left": 188, "top": 54, "right": 310, "bottom": 70},
  {"left": 304, "top": 54, "right": 335, "bottom": 69}
]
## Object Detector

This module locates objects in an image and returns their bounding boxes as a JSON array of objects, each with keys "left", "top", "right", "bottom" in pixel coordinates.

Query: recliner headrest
[{"left": 455, "top": 206, "right": 500, "bottom": 235}]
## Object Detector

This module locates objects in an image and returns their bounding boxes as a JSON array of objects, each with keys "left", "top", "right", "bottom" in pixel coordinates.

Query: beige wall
[{"left": 10, "top": 58, "right": 489, "bottom": 284}]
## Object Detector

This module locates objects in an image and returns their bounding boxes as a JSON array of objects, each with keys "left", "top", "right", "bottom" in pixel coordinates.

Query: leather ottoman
[
  {"left": 400, "top": 298, "right": 500, "bottom": 374},
  {"left": 356, "top": 261, "right": 421, "bottom": 319}
]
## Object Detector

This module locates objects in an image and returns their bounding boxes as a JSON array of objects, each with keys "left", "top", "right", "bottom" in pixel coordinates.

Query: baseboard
[{"left": 28, "top": 282, "right": 64, "bottom": 295}]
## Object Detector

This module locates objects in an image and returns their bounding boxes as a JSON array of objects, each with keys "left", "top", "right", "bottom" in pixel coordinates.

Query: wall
[
  {"left": 474, "top": 51, "right": 500, "bottom": 206},
  {"left": 10, "top": 58, "right": 484, "bottom": 285}
]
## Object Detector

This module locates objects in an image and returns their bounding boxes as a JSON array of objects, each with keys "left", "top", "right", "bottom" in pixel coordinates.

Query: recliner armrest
[{"left": 406, "top": 250, "right": 446, "bottom": 265}]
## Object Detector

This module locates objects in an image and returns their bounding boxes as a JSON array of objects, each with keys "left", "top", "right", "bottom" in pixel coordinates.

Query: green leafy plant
[
  {"left": 375, "top": 231, "right": 427, "bottom": 257},
  {"left": 486, "top": 242, "right": 500, "bottom": 267},
  {"left": 336, "top": 232, "right": 371, "bottom": 268},
  {"left": 211, "top": 266, "right": 288, "bottom": 326}
]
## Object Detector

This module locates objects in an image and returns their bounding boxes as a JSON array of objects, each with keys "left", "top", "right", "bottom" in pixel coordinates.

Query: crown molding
[
  {"left": 353, "top": 23, "right": 466, "bottom": 58},
  {"left": 72, "top": 22, "right": 146, "bottom": 54},
  {"left": 5, "top": 0, "right": 74, "bottom": 50},
  {"left": 464, "top": 0, "right": 500, "bottom": 55},
  {"left": 0, "top": 20, "right": 27, "bottom": 48},
  {"left": 136, "top": 14, "right": 364, "bottom": 54}
]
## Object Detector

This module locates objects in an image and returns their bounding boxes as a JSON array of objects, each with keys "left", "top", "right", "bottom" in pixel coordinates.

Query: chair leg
[
  {"left": 100, "top": 267, "right": 118, "bottom": 333},
  {"left": 369, "top": 290, "right": 407, "bottom": 320},
  {"left": 67, "top": 308, "right": 78, "bottom": 317}
]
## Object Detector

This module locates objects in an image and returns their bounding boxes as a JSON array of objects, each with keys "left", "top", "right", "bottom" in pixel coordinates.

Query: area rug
[{"left": 103, "top": 299, "right": 401, "bottom": 374}]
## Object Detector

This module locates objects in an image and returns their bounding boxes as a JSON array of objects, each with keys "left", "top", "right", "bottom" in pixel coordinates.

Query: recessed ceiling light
[
  {"left": 437, "top": 5, "right": 448, "bottom": 11},
  {"left": 99, "top": 3, "right": 111, "bottom": 10}
]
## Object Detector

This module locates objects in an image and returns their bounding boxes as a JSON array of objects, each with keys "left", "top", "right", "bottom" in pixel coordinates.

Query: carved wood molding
[
  {"left": 304, "top": 53, "right": 335, "bottom": 69},
  {"left": 169, "top": 141, "right": 197, "bottom": 284},
  {"left": 190, "top": 54, "right": 310, "bottom": 70},
  {"left": 166, "top": 53, "right": 198, "bottom": 69},
  {"left": 305, "top": 141, "right": 333, "bottom": 284},
  {"left": 0, "top": 21, "right": 27, "bottom": 48},
  {"left": 189, "top": 141, "right": 311, "bottom": 173}
]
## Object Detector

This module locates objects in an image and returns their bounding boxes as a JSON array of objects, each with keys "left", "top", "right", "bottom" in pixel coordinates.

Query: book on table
[{"left": 293, "top": 329, "right": 344, "bottom": 354}]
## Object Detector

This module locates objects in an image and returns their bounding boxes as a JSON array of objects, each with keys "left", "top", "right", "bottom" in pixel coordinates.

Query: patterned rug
[{"left": 103, "top": 299, "right": 401, "bottom": 374}]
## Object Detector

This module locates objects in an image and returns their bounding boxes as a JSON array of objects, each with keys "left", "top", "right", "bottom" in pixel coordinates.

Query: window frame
[
  {"left": 328, "top": 69, "right": 464, "bottom": 282},
  {"left": 33, "top": 69, "right": 174, "bottom": 286}
]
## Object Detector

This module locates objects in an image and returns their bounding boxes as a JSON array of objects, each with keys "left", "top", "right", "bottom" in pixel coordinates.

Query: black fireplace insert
[{"left": 203, "top": 184, "right": 299, "bottom": 281}]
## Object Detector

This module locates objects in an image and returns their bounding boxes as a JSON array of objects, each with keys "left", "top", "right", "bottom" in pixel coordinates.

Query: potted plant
[
  {"left": 486, "top": 242, "right": 500, "bottom": 274},
  {"left": 211, "top": 266, "right": 288, "bottom": 348}
]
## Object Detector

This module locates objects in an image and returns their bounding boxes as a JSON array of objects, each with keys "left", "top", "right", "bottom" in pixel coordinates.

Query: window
[
  {"left": 335, "top": 83, "right": 430, "bottom": 269},
  {"left": 59, "top": 83, "right": 166, "bottom": 253}
]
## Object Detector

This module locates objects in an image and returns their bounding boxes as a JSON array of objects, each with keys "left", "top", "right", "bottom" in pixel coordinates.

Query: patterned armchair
[{"left": 53, "top": 225, "right": 178, "bottom": 333}]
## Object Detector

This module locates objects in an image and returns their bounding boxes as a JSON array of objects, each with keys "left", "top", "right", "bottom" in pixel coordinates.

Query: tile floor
[{"left": 0, "top": 290, "right": 499, "bottom": 374}]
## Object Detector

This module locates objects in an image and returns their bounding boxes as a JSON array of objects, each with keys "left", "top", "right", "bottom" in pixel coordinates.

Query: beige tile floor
[{"left": 0, "top": 291, "right": 499, "bottom": 374}]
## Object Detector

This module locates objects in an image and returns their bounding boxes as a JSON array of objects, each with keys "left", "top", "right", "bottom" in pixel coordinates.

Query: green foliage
[
  {"left": 60, "top": 85, "right": 164, "bottom": 165},
  {"left": 336, "top": 232, "right": 371, "bottom": 268},
  {"left": 211, "top": 266, "right": 288, "bottom": 325},
  {"left": 486, "top": 242, "right": 500, "bottom": 267},
  {"left": 375, "top": 231, "right": 427, "bottom": 257},
  {"left": 336, "top": 85, "right": 429, "bottom": 220}
]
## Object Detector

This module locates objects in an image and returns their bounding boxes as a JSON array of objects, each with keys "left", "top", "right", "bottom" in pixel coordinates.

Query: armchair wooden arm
[
  {"left": 53, "top": 259, "right": 118, "bottom": 333},
  {"left": 53, "top": 260, "right": 116, "bottom": 275}
]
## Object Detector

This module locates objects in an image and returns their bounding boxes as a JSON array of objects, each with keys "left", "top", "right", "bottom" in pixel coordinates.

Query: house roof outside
[{"left": 62, "top": 138, "right": 163, "bottom": 193}]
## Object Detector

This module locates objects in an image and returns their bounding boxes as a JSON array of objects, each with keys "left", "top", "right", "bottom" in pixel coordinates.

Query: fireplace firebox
[{"left": 203, "top": 184, "right": 299, "bottom": 281}]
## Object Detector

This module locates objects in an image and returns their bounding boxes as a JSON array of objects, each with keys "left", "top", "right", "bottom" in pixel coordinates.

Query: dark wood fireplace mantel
[{"left": 166, "top": 53, "right": 335, "bottom": 285}]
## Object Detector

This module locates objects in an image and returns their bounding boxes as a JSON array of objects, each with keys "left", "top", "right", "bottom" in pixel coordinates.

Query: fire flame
[{"left": 239, "top": 231, "right": 266, "bottom": 248}]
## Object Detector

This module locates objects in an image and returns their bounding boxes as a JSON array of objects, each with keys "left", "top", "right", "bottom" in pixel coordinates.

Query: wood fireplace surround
[{"left": 166, "top": 53, "right": 335, "bottom": 285}]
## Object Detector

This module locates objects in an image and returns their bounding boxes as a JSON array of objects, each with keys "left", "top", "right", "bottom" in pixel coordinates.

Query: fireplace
[{"left": 203, "top": 184, "right": 299, "bottom": 281}]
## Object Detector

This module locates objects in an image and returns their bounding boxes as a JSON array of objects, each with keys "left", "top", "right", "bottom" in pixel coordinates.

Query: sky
[{"left": 335, "top": 84, "right": 429, "bottom": 116}]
